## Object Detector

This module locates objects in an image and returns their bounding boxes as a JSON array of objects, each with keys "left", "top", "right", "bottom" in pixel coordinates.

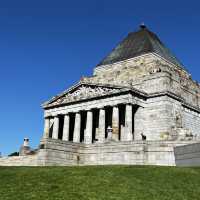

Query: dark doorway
[
  {"left": 69, "top": 113, "right": 75, "bottom": 141},
  {"left": 92, "top": 109, "right": 99, "bottom": 142},
  {"left": 58, "top": 115, "right": 64, "bottom": 139},
  {"left": 105, "top": 106, "right": 113, "bottom": 138},
  {"left": 80, "top": 111, "right": 87, "bottom": 143},
  {"left": 132, "top": 105, "right": 139, "bottom": 140}
]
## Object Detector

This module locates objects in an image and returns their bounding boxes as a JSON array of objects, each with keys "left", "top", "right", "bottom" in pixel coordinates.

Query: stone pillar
[
  {"left": 125, "top": 104, "right": 133, "bottom": 141},
  {"left": 62, "top": 114, "right": 70, "bottom": 141},
  {"left": 73, "top": 113, "right": 81, "bottom": 143},
  {"left": 97, "top": 108, "right": 105, "bottom": 143},
  {"left": 52, "top": 116, "right": 59, "bottom": 139},
  {"left": 112, "top": 106, "right": 119, "bottom": 141},
  {"left": 84, "top": 111, "right": 93, "bottom": 144},
  {"left": 43, "top": 118, "right": 50, "bottom": 139}
]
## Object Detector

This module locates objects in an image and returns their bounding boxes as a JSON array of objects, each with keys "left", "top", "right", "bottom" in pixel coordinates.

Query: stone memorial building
[{"left": 1, "top": 25, "right": 200, "bottom": 166}]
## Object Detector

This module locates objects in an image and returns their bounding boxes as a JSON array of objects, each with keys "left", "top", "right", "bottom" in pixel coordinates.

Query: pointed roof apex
[
  {"left": 140, "top": 22, "right": 146, "bottom": 29},
  {"left": 97, "top": 26, "right": 183, "bottom": 68}
]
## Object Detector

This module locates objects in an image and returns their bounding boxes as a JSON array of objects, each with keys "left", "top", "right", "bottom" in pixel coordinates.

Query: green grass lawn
[{"left": 0, "top": 166, "right": 200, "bottom": 200}]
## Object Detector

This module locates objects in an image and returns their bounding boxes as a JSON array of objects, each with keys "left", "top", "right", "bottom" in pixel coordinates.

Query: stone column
[
  {"left": 97, "top": 108, "right": 105, "bottom": 143},
  {"left": 112, "top": 106, "right": 119, "bottom": 141},
  {"left": 84, "top": 111, "right": 93, "bottom": 144},
  {"left": 62, "top": 114, "right": 70, "bottom": 141},
  {"left": 52, "top": 116, "right": 59, "bottom": 139},
  {"left": 125, "top": 104, "right": 133, "bottom": 141},
  {"left": 73, "top": 113, "right": 81, "bottom": 143},
  {"left": 43, "top": 118, "right": 50, "bottom": 139}
]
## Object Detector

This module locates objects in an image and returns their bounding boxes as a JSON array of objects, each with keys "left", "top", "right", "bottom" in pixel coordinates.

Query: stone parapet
[
  {"left": 174, "top": 142, "right": 200, "bottom": 166},
  {"left": 1, "top": 139, "right": 198, "bottom": 166},
  {"left": 36, "top": 139, "right": 199, "bottom": 166},
  {"left": 0, "top": 155, "right": 38, "bottom": 166}
]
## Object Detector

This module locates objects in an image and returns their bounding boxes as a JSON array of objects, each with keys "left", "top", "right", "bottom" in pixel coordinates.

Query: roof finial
[{"left": 140, "top": 22, "right": 146, "bottom": 29}]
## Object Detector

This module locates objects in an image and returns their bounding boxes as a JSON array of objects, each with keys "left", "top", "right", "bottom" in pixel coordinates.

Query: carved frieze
[{"left": 47, "top": 85, "right": 121, "bottom": 107}]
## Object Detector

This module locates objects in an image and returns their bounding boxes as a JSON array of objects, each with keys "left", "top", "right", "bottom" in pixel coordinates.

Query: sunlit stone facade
[
  {"left": 2, "top": 25, "right": 200, "bottom": 166},
  {"left": 36, "top": 26, "right": 200, "bottom": 166}
]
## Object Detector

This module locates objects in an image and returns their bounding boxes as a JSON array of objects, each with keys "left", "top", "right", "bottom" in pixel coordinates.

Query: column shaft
[
  {"left": 73, "top": 113, "right": 81, "bottom": 143},
  {"left": 112, "top": 106, "right": 119, "bottom": 141},
  {"left": 62, "top": 115, "right": 70, "bottom": 141},
  {"left": 84, "top": 111, "right": 93, "bottom": 144},
  {"left": 52, "top": 116, "right": 59, "bottom": 139},
  {"left": 43, "top": 118, "right": 50, "bottom": 139},
  {"left": 97, "top": 108, "right": 105, "bottom": 143},
  {"left": 125, "top": 104, "right": 133, "bottom": 141}
]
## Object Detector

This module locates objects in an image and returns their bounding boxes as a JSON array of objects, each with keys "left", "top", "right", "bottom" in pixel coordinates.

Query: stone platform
[
  {"left": 36, "top": 139, "right": 199, "bottom": 166},
  {"left": 1, "top": 139, "right": 199, "bottom": 166},
  {"left": 0, "top": 155, "right": 38, "bottom": 166}
]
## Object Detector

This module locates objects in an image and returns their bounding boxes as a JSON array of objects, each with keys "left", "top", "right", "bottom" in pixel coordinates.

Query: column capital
[
  {"left": 53, "top": 115, "right": 60, "bottom": 118},
  {"left": 69, "top": 111, "right": 81, "bottom": 114},
  {"left": 99, "top": 107, "right": 105, "bottom": 110},
  {"left": 112, "top": 105, "right": 119, "bottom": 108},
  {"left": 82, "top": 109, "right": 92, "bottom": 112},
  {"left": 125, "top": 103, "right": 133, "bottom": 106}
]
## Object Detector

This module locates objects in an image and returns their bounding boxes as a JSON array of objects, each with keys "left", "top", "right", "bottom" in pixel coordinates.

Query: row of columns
[{"left": 43, "top": 104, "right": 133, "bottom": 144}]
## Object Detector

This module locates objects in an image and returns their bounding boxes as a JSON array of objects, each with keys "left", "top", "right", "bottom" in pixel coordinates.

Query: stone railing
[{"left": 0, "top": 155, "right": 38, "bottom": 166}]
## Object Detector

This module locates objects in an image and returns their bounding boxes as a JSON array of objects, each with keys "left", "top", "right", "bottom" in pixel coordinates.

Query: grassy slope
[{"left": 0, "top": 166, "right": 200, "bottom": 200}]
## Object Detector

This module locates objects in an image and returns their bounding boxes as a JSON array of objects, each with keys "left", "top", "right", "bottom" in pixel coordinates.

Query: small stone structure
[
  {"left": 19, "top": 138, "right": 31, "bottom": 156},
  {"left": 1, "top": 24, "right": 200, "bottom": 166},
  {"left": 175, "top": 143, "right": 200, "bottom": 166}
]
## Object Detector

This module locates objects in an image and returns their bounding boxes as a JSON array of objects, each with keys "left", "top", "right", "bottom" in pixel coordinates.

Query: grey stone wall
[
  {"left": 137, "top": 96, "right": 174, "bottom": 140},
  {"left": 0, "top": 155, "right": 38, "bottom": 166},
  {"left": 92, "top": 53, "right": 200, "bottom": 109},
  {"left": 183, "top": 108, "right": 200, "bottom": 137},
  {"left": 1, "top": 140, "right": 199, "bottom": 166},
  {"left": 174, "top": 143, "right": 200, "bottom": 166},
  {"left": 36, "top": 139, "right": 198, "bottom": 166}
]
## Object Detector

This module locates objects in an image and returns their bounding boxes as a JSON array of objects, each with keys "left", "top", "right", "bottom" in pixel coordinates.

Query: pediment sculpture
[{"left": 46, "top": 85, "right": 121, "bottom": 107}]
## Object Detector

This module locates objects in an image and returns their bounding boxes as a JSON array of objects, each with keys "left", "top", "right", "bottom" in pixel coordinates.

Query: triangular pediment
[{"left": 43, "top": 82, "right": 124, "bottom": 108}]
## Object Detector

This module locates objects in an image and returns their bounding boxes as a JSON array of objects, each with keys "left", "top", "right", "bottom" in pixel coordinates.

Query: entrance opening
[
  {"left": 69, "top": 113, "right": 75, "bottom": 141},
  {"left": 105, "top": 106, "right": 113, "bottom": 138},
  {"left": 132, "top": 105, "right": 139, "bottom": 140},
  {"left": 58, "top": 115, "right": 64, "bottom": 139},
  {"left": 92, "top": 109, "right": 99, "bottom": 142},
  {"left": 80, "top": 111, "right": 87, "bottom": 143}
]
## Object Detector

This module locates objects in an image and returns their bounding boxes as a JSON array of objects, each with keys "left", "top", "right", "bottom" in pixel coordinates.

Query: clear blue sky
[{"left": 0, "top": 0, "right": 200, "bottom": 155}]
